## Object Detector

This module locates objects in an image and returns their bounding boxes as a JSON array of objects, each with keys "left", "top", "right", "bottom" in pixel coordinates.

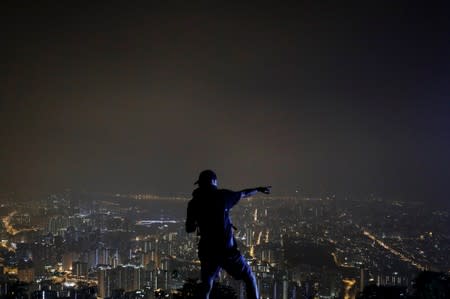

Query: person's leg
[
  {"left": 242, "top": 271, "right": 258, "bottom": 299},
  {"left": 199, "top": 258, "right": 220, "bottom": 299},
  {"left": 222, "top": 250, "right": 259, "bottom": 299}
]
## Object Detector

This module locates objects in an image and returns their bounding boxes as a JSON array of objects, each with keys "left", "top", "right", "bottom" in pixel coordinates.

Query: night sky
[{"left": 1, "top": 3, "right": 449, "bottom": 202}]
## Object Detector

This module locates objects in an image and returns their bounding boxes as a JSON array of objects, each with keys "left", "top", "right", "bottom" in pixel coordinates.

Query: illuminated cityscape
[
  {"left": 2, "top": 1, "right": 449, "bottom": 299},
  {"left": 0, "top": 190, "right": 448, "bottom": 298}
]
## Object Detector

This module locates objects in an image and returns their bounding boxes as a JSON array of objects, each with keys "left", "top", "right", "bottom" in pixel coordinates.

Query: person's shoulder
[
  {"left": 188, "top": 188, "right": 201, "bottom": 204},
  {"left": 219, "top": 189, "right": 241, "bottom": 207}
]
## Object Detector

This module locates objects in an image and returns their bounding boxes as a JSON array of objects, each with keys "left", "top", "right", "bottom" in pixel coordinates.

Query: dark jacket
[{"left": 186, "top": 185, "right": 241, "bottom": 257}]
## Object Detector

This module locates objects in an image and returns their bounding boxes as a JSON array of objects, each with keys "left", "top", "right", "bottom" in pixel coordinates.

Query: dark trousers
[{"left": 199, "top": 248, "right": 259, "bottom": 299}]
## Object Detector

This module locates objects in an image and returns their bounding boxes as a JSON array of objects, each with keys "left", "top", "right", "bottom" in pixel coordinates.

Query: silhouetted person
[{"left": 186, "top": 170, "right": 271, "bottom": 299}]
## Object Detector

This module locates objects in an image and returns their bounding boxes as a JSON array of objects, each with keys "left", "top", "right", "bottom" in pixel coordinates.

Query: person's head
[{"left": 194, "top": 169, "right": 217, "bottom": 187}]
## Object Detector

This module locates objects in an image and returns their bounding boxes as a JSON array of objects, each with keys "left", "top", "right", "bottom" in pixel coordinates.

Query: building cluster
[{"left": 0, "top": 190, "right": 448, "bottom": 298}]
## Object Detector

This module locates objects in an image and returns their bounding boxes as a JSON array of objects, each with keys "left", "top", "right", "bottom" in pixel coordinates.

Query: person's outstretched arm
[
  {"left": 224, "top": 186, "right": 271, "bottom": 209},
  {"left": 240, "top": 186, "right": 271, "bottom": 199}
]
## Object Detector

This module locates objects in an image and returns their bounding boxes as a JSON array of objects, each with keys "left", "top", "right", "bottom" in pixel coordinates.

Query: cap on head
[{"left": 194, "top": 169, "right": 217, "bottom": 186}]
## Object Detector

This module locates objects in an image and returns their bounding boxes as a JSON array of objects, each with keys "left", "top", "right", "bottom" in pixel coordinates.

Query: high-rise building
[
  {"left": 72, "top": 261, "right": 88, "bottom": 278},
  {"left": 117, "top": 264, "right": 144, "bottom": 292},
  {"left": 98, "top": 264, "right": 145, "bottom": 296},
  {"left": 97, "top": 265, "right": 112, "bottom": 298},
  {"left": 360, "top": 265, "right": 365, "bottom": 292},
  {"left": 282, "top": 276, "right": 288, "bottom": 299},
  {"left": 47, "top": 216, "right": 69, "bottom": 236},
  {"left": 246, "top": 227, "right": 254, "bottom": 247},
  {"left": 62, "top": 252, "right": 79, "bottom": 271}
]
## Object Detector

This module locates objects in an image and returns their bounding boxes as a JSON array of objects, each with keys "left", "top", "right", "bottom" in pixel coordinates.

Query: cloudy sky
[{"left": 1, "top": 2, "right": 449, "bottom": 202}]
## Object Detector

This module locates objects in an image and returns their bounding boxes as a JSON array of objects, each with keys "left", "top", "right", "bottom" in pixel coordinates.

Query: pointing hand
[{"left": 257, "top": 186, "right": 272, "bottom": 194}]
